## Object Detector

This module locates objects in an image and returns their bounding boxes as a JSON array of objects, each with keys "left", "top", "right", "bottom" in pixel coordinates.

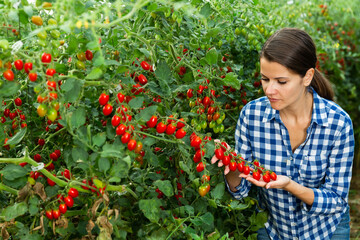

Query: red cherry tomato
[
  {"left": 116, "top": 124, "right": 126, "bottom": 135},
  {"left": 64, "top": 195, "right": 74, "bottom": 208},
  {"left": 175, "top": 128, "right": 186, "bottom": 139},
  {"left": 156, "top": 122, "right": 167, "bottom": 133},
  {"left": 270, "top": 172, "right": 277, "bottom": 181},
  {"left": 121, "top": 132, "right": 131, "bottom": 144},
  {"left": 29, "top": 72, "right": 37, "bottom": 82},
  {"left": 45, "top": 210, "right": 53, "bottom": 220},
  {"left": 68, "top": 188, "right": 79, "bottom": 198},
  {"left": 3, "top": 69, "right": 14, "bottom": 81},
  {"left": 263, "top": 174, "right": 271, "bottom": 183},
  {"left": 85, "top": 50, "right": 93, "bottom": 61},
  {"left": 252, "top": 171, "right": 261, "bottom": 181},
  {"left": 102, "top": 104, "right": 113, "bottom": 116},
  {"left": 147, "top": 115, "right": 158, "bottom": 128},
  {"left": 229, "top": 161, "right": 237, "bottom": 171},
  {"left": 59, "top": 203, "right": 67, "bottom": 214},
  {"left": 196, "top": 162, "right": 205, "bottom": 172},
  {"left": 14, "top": 59, "right": 23, "bottom": 70},
  {"left": 127, "top": 139, "right": 137, "bottom": 151},
  {"left": 140, "top": 61, "right": 150, "bottom": 70},
  {"left": 165, "top": 123, "right": 176, "bottom": 135},
  {"left": 52, "top": 209, "right": 61, "bottom": 219},
  {"left": 24, "top": 62, "right": 33, "bottom": 74},
  {"left": 98, "top": 93, "right": 109, "bottom": 105},
  {"left": 41, "top": 52, "right": 52, "bottom": 63}
]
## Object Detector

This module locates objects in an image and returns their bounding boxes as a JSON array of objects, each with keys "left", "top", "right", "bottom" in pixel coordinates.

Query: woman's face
[{"left": 260, "top": 57, "right": 311, "bottom": 111}]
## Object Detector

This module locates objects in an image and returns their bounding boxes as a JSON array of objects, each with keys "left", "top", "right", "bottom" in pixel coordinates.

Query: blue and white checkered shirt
[{"left": 226, "top": 88, "right": 354, "bottom": 240}]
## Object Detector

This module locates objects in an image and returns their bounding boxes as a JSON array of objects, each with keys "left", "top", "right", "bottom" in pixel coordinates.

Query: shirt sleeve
[
  {"left": 302, "top": 118, "right": 354, "bottom": 216},
  {"left": 225, "top": 106, "right": 253, "bottom": 199}
]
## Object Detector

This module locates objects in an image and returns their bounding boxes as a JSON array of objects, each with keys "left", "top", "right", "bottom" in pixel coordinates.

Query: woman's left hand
[{"left": 240, "top": 173, "right": 291, "bottom": 190}]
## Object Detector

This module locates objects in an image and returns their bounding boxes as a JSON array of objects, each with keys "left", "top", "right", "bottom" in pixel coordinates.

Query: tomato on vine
[
  {"left": 37, "top": 104, "right": 47, "bottom": 117},
  {"left": 140, "top": 61, "right": 150, "bottom": 70},
  {"left": 41, "top": 53, "right": 52, "bottom": 64},
  {"left": 64, "top": 196, "right": 74, "bottom": 208},
  {"left": 3, "top": 69, "right": 14, "bottom": 81},
  {"left": 68, "top": 188, "right": 79, "bottom": 198},
  {"left": 196, "top": 162, "right": 205, "bottom": 172},
  {"left": 45, "top": 210, "right": 53, "bottom": 220},
  {"left": 99, "top": 93, "right": 109, "bottom": 105},
  {"left": 116, "top": 124, "right": 126, "bottom": 135},
  {"left": 198, "top": 183, "right": 210, "bottom": 197},
  {"left": 147, "top": 115, "right": 158, "bottom": 128},
  {"left": 85, "top": 50, "right": 93, "bottom": 61},
  {"left": 29, "top": 72, "right": 37, "bottom": 82},
  {"left": 24, "top": 62, "right": 33, "bottom": 74},
  {"left": 175, "top": 128, "right": 186, "bottom": 139},
  {"left": 14, "top": 59, "right": 23, "bottom": 70},
  {"left": 156, "top": 122, "right": 167, "bottom": 133},
  {"left": 103, "top": 104, "right": 113, "bottom": 116},
  {"left": 121, "top": 132, "right": 131, "bottom": 144},
  {"left": 127, "top": 139, "right": 137, "bottom": 151},
  {"left": 134, "top": 141, "right": 143, "bottom": 154},
  {"left": 59, "top": 203, "right": 67, "bottom": 214},
  {"left": 165, "top": 123, "right": 176, "bottom": 135}
]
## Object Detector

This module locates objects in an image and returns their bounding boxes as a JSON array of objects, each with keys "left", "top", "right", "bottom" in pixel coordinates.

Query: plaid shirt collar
[{"left": 262, "top": 87, "right": 329, "bottom": 127}]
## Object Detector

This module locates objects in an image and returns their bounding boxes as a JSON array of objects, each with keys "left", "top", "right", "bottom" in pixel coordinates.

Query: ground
[{"left": 350, "top": 170, "right": 360, "bottom": 239}]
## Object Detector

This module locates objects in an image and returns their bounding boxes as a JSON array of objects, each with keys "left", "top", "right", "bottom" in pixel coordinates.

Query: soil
[{"left": 350, "top": 170, "right": 360, "bottom": 239}]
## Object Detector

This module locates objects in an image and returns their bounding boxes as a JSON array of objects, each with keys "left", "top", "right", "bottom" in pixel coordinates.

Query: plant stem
[{"left": 0, "top": 183, "right": 18, "bottom": 195}]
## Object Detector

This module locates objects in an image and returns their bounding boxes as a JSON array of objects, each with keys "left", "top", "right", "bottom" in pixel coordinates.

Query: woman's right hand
[{"left": 210, "top": 139, "right": 232, "bottom": 175}]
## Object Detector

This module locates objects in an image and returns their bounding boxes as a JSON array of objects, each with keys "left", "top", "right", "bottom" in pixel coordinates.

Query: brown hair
[{"left": 260, "top": 28, "right": 334, "bottom": 101}]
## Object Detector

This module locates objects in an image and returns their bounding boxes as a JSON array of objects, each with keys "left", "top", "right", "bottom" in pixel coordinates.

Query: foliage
[{"left": 0, "top": 0, "right": 358, "bottom": 239}]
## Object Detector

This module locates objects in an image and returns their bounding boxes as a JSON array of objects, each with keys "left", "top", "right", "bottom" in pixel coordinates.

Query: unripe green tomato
[
  {"left": 0, "top": 39, "right": 9, "bottom": 50},
  {"left": 216, "top": 117, "right": 223, "bottom": 125},
  {"left": 209, "top": 120, "right": 216, "bottom": 128},
  {"left": 195, "top": 124, "right": 202, "bottom": 132},
  {"left": 213, "top": 124, "right": 220, "bottom": 133},
  {"left": 200, "top": 120, "right": 207, "bottom": 129},
  {"left": 51, "top": 39, "right": 60, "bottom": 48},
  {"left": 155, "top": 34, "right": 161, "bottom": 40},
  {"left": 37, "top": 39, "right": 47, "bottom": 47},
  {"left": 37, "top": 31, "right": 47, "bottom": 40},
  {"left": 47, "top": 108, "right": 58, "bottom": 122},
  {"left": 48, "top": 18, "right": 57, "bottom": 25},
  {"left": 235, "top": 28, "right": 241, "bottom": 35},
  {"left": 50, "top": 30, "right": 61, "bottom": 39},
  {"left": 37, "top": 104, "right": 47, "bottom": 117},
  {"left": 189, "top": 100, "right": 196, "bottom": 107},
  {"left": 191, "top": 118, "right": 198, "bottom": 126},
  {"left": 76, "top": 60, "right": 86, "bottom": 70},
  {"left": 220, "top": 113, "right": 226, "bottom": 121},
  {"left": 34, "top": 85, "right": 42, "bottom": 94},
  {"left": 219, "top": 124, "right": 225, "bottom": 133}
]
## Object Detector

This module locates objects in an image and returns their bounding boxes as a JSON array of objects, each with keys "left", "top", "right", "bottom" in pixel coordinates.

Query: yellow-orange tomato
[{"left": 31, "top": 16, "right": 43, "bottom": 26}]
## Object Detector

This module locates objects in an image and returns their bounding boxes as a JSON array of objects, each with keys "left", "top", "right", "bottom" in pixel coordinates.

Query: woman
[{"left": 212, "top": 28, "right": 354, "bottom": 240}]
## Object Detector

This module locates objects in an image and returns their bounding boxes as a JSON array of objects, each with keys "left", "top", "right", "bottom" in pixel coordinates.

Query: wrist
[{"left": 282, "top": 177, "right": 293, "bottom": 191}]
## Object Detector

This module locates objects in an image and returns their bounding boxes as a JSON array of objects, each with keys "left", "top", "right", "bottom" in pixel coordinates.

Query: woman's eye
[
  {"left": 278, "top": 81, "right": 287, "bottom": 84},
  {"left": 260, "top": 78, "right": 268, "bottom": 81}
]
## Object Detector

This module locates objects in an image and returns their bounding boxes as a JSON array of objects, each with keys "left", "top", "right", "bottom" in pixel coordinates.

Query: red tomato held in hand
[
  {"left": 243, "top": 165, "right": 250, "bottom": 175},
  {"left": 222, "top": 155, "right": 230, "bottom": 166},
  {"left": 270, "top": 172, "right": 277, "bottom": 181},
  {"left": 214, "top": 148, "right": 224, "bottom": 160},
  {"left": 229, "top": 162, "right": 237, "bottom": 171},
  {"left": 263, "top": 174, "right": 271, "bottom": 183},
  {"left": 252, "top": 171, "right": 261, "bottom": 181},
  {"left": 68, "top": 188, "right": 79, "bottom": 198}
]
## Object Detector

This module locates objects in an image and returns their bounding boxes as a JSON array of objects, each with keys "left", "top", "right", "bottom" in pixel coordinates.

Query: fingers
[
  {"left": 224, "top": 165, "right": 230, "bottom": 175},
  {"left": 211, "top": 155, "right": 219, "bottom": 164}
]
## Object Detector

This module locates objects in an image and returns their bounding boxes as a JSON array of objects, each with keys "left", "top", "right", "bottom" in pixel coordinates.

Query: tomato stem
[{"left": 0, "top": 182, "right": 18, "bottom": 195}]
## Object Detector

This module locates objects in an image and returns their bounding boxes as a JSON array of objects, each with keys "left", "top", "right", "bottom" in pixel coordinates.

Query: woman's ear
[{"left": 304, "top": 68, "right": 315, "bottom": 86}]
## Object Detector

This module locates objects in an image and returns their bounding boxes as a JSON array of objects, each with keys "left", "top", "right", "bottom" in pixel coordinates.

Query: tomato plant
[{"left": 1, "top": 0, "right": 356, "bottom": 239}]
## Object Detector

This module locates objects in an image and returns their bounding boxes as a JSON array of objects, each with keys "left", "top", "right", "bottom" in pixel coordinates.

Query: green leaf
[
  {"left": 93, "top": 55, "right": 105, "bottom": 67},
  {"left": 8, "top": 10, "right": 19, "bottom": 22},
  {"left": 6, "top": 127, "right": 26, "bottom": 145},
  {"left": 219, "top": 72, "right": 241, "bottom": 90},
  {"left": 206, "top": 27, "right": 221, "bottom": 38},
  {"left": 101, "top": 142, "right": 123, "bottom": 158},
  {"left": 19, "top": 10, "right": 29, "bottom": 25},
  {"left": 135, "top": 105, "right": 158, "bottom": 121},
  {"left": 0, "top": 165, "right": 27, "bottom": 181},
  {"left": 0, "top": 81, "right": 20, "bottom": 97},
  {"left": 229, "top": 201, "right": 249, "bottom": 210},
  {"left": 70, "top": 107, "right": 86, "bottom": 129},
  {"left": 206, "top": 48, "right": 218, "bottom": 65},
  {"left": 92, "top": 132, "right": 106, "bottom": 147},
  {"left": 2, "top": 202, "right": 28, "bottom": 221},
  {"left": 204, "top": 140, "right": 215, "bottom": 159},
  {"left": 138, "top": 199, "right": 162, "bottom": 223},
  {"left": 72, "top": 147, "right": 89, "bottom": 162},
  {"left": 98, "top": 157, "right": 110, "bottom": 173},
  {"left": 179, "top": 161, "right": 191, "bottom": 175},
  {"left": 128, "top": 97, "right": 144, "bottom": 109},
  {"left": 210, "top": 183, "right": 225, "bottom": 200},
  {"left": 61, "top": 78, "right": 84, "bottom": 102},
  {"left": 104, "top": 59, "right": 120, "bottom": 66},
  {"left": 155, "top": 60, "right": 172, "bottom": 97},
  {"left": 191, "top": 212, "right": 214, "bottom": 227},
  {"left": 28, "top": 196, "right": 39, "bottom": 216},
  {"left": 199, "top": 3, "right": 212, "bottom": 18},
  {"left": 67, "top": 35, "right": 77, "bottom": 54},
  {"left": 55, "top": 63, "right": 68, "bottom": 74},
  {"left": 23, "top": 6, "right": 33, "bottom": 16},
  {"left": 154, "top": 180, "right": 174, "bottom": 197},
  {"left": 86, "top": 67, "right": 103, "bottom": 79},
  {"left": 109, "top": 156, "right": 131, "bottom": 179}
]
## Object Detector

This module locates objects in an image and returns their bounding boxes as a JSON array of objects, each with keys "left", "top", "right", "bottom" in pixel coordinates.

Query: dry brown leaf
[
  {"left": 96, "top": 216, "right": 113, "bottom": 235},
  {"left": 16, "top": 182, "right": 32, "bottom": 202},
  {"left": 1, "top": 225, "right": 10, "bottom": 240},
  {"left": 33, "top": 182, "right": 47, "bottom": 201},
  {"left": 55, "top": 216, "right": 68, "bottom": 229},
  {"left": 91, "top": 198, "right": 103, "bottom": 218},
  {"left": 86, "top": 220, "right": 95, "bottom": 237}
]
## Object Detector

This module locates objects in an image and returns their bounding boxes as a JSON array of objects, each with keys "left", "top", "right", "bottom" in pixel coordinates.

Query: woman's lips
[{"left": 268, "top": 97, "right": 279, "bottom": 102}]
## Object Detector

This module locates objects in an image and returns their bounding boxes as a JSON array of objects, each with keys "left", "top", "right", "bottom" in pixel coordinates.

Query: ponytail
[{"left": 311, "top": 68, "right": 334, "bottom": 101}]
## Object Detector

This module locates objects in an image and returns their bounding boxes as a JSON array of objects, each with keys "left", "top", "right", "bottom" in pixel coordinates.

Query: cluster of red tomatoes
[
  {"left": 214, "top": 142, "right": 277, "bottom": 182},
  {"left": 46, "top": 187, "right": 79, "bottom": 220}
]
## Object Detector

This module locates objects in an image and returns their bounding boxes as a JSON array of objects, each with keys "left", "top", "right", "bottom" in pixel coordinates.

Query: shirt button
[
  {"left": 290, "top": 207, "right": 295, "bottom": 211},
  {"left": 291, "top": 222, "right": 297, "bottom": 226}
]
